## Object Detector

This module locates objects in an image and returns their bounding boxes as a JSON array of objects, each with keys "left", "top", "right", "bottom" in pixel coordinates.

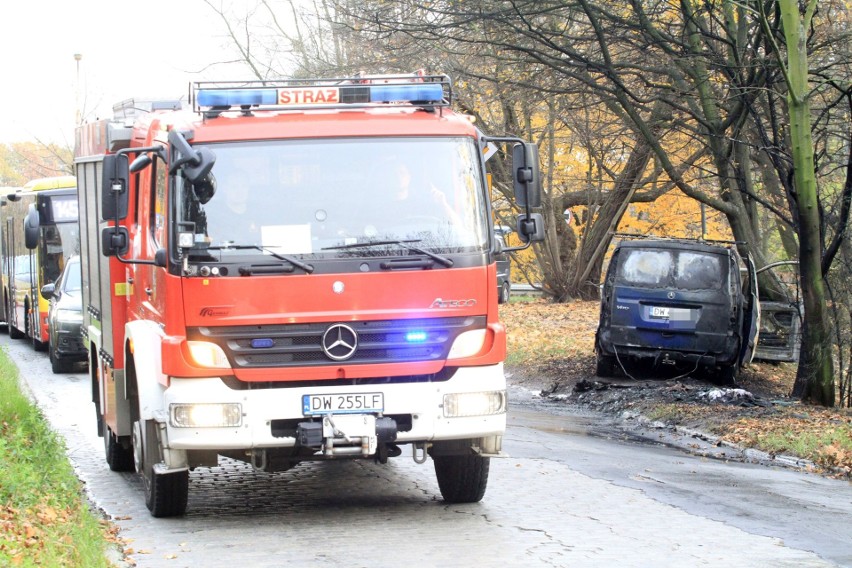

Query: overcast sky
[{"left": 0, "top": 0, "right": 253, "bottom": 145}]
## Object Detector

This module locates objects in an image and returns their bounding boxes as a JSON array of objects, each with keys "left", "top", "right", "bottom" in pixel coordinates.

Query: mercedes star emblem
[{"left": 321, "top": 323, "right": 358, "bottom": 361}]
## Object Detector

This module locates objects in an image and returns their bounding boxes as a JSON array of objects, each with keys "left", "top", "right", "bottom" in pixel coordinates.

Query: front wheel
[
  {"left": 50, "top": 342, "right": 71, "bottom": 374},
  {"left": 26, "top": 310, "right": 46, "bottom": 352},
  {"left": 32, "top": 334, "right": 46, "bottom": 352},
  {"left": 133, "top": 417, "right": 188, "bottom": 517},
  {"left": 7, "top": 295, "right": 24, "bottom": 339},
  {"left": 433, "top": 454, "right": 490, "bottom": 503},
  {"left": 8, "top": 322, "right": 24, "bottom": 339}
]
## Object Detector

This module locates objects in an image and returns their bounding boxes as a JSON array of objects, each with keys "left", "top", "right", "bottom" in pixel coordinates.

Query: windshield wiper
[
  {"left": 208, "top": 244, "right": 314, "bottom": 273},
  {"left": 323, "top": 239, "right": 421, "bottom": 250},
  {"left": 322, "top": 239, "right": 453, "bottom": 267}
]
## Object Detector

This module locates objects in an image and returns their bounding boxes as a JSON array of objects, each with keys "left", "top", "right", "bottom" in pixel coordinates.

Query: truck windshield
[
  {"left": 188, "top": 137, "right": 489, "bottom": 259},
  {"left": 617, "top": 249, "right": 724, "bottom": 291}
]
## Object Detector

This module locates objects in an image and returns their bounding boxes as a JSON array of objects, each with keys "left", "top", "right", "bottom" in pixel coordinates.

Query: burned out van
[{"left": 595, "top": 238, "right": 758, "bottom": 383}]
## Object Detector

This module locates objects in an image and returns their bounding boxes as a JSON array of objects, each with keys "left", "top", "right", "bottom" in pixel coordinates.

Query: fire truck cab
[{"left": 75, "top": 74, "right": 544, "bottom": 516}]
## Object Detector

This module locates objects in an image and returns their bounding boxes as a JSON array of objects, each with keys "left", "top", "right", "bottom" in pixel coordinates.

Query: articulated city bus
[
  {"left": 1, "top": 176, "right": 80, "bottom": 349},
  {"left": 0, "top": 186, "right": 19, "bottom": 327}
]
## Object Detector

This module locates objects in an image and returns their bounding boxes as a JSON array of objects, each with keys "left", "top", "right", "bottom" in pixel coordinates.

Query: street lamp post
[{"left": 74, "top": 53, "right": 82, "bottom": 126}]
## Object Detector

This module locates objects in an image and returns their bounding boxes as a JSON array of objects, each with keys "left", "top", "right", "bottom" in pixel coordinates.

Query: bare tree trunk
[
  {"left": 568, "top": 132, "right": 656, "bottom": 298},
  {"left": 777, "top": 0, "right": 835, "bottom": 406}
]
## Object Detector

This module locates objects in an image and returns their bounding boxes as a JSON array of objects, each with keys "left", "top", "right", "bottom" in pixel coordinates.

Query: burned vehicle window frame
[{"left": 617, "top": 249, "right": 725, "bottom": 291}]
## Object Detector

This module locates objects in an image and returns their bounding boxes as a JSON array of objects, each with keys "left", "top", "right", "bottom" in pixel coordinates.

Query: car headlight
[{"left": 55, "top": 309, "right": 83, "bottom": 324}]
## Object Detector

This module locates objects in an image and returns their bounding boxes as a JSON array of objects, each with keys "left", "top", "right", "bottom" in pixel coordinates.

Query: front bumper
[
  {"left": 161, "top": 364, "right": 506, "bottom": 452},
  {"left": 54, "top": 326, "right": 88, "bottom": 361}
]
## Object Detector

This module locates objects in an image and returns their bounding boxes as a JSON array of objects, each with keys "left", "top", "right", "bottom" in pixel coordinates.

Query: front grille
[{"left": 188, "top": 316, "right": 484, "bottom": 369}]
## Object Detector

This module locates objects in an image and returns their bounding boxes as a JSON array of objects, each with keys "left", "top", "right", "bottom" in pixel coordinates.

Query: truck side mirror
[
  {"left": 516, "top": 213, "right": 545, "bottom": 243},
  {"left": 102, "top": 154, "right": 130, "bottom": 221},
  {"left": 154, "top": 248, "right": 167, "bottom": 268},
  {"left": 130, "top": 153, "right": 153, "bottom": 173},
  {"left": 512, "top": 143, "right": 542, "bottom": 209},
  {"left": 168, "top": 130, "right": 215, "bottom": 183},
  {"left": 101, "top": 226, "right": 130, "bottom": 257},
  {"left": 24, "top": 205, "right": 40, "bottom": 249}
]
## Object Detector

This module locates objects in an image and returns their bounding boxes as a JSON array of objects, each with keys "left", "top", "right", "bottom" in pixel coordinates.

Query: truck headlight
[
  {"left": 187, "top": 341, "right": 230, "bottom": 368},
  {"left": 447, "top": 329, "right": 486, "bottom": 359},
  {"left": 443, "top": 391, "right": 506, "bottom": 417},
  {"left": 170, "top": 403, "right": 242, "bottom": 428}
]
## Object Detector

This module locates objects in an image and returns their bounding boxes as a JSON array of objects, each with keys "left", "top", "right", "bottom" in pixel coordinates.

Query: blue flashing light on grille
[
  {"left": 406, "top": 331, "right": 428, "bottom": 343},
  {"left": 197, "top": 88, "right": 278, "bottom": 107},
  {"left": 251, "top": 338, "right": 275, "bottom": 349}
]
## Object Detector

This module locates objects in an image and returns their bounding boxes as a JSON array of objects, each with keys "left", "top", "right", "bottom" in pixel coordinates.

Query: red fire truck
[{"left": 74, "top": 74, "right": 543, "bottom": 517}]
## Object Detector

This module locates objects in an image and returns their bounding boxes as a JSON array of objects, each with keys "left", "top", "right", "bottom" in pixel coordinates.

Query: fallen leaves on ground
[
  {"left": 502, "top": 299, "right": 598, "bottom": 358},
  {"left": 719, "top": 409, "right": 852, "bottom": 475},
  {"left": 0, "top": 501, "right": 74, "bottom": 564},
  {"left": 500, "top": 298, "right": 852, "bottom": 477}
]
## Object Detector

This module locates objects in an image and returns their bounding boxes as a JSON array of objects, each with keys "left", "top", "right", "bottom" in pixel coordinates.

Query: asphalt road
[{"left": 4, "top": 334, "right": 851, "bottom": 567}]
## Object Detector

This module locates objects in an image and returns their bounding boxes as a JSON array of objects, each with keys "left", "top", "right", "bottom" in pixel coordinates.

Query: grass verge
[
  {"left": 718, "top": 411, "right": 852, "bottom": 474},
  {"left": 501, "top": 298, "right": 852, "bottom": 477},
  {"left": 0, "top": 349, "right": 116, "bottom": 567}
]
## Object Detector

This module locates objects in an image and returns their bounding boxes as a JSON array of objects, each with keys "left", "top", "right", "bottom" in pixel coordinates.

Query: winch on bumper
[{"left": 296, "top": 414, "right": 398, "bottom": 457}]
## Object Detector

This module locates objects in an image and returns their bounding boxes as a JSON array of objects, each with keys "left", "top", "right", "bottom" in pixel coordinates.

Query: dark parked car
[
  {"left": 595, "top": 239, "right": 758, "bottom": 384},
  {"left": 40, "top": 255, "right": 87, "bottom": 373}
]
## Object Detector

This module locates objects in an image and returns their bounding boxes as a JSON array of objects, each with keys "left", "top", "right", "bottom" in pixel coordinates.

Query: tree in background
[
  {"left": 205, "top": 0, "right": 852, "bottom": 406},
  {"left": 0, "top": 142, "right": 72, "bottom": 187},
  {"left": 340, "top": 0, "right": 851, "bottom": 407},
  {"left": 765, "top": 0, "right": 838, "bottom": 405}
]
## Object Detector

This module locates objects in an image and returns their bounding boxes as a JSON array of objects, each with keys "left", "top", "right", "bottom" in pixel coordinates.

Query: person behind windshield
[
  {"left": 210, "top": 174, "right": 260, "bottom": 245},
  {"left": 390, "top": 160, "right": 460, "bottom": 224}
]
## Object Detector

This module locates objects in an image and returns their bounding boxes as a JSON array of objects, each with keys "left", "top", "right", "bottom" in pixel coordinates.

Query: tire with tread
[
  {"left": 50, "top": 343, "right": 71, "bottom": 374},
  {"left": 33, "top": 335, "right": 46, "bottom": 352},
  {"left": 136, "top": 415, "right": 188, "bottom": 517},
  {"left": 7, "top": 294, "right": 24, "bottom": 339},
  {"left": 26, "top": 310, "right": 46, "bottom": 352},
  {"left": 103, "top": 424, "right": 134, "bottom": 472},
  {"left": 433, "top": 454, "right": 490, "bottom": 503}
]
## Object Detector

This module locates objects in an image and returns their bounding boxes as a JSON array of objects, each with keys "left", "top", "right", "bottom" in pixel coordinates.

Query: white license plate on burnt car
[
  {"left": 650, "top": 306, "right": 670, "bottom": 318},
  {"left": 302, "top": 392, "right": 384, "bottom": 415}
]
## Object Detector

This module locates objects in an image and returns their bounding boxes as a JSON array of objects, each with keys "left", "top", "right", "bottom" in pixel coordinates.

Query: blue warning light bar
[
  {"left": 192, "top": 74, "right": 452, "bottom": 114},
  {"left": 367, "top": 84, "right": 443, "bottom": 103},
  {"left": 197, "top": 88, "right": 277, "bottom": 107}
]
